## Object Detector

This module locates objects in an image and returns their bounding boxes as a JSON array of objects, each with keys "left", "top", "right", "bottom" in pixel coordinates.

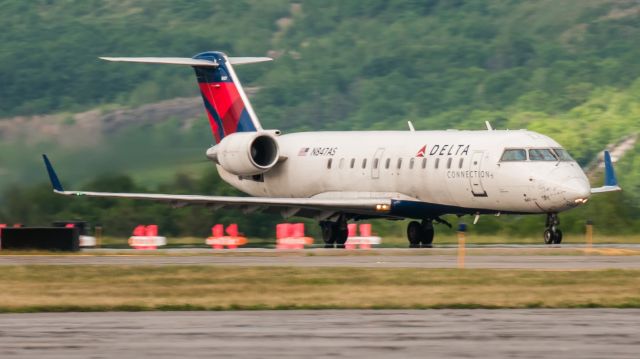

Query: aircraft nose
[{"left": 562, "top": 178, "right": 591, "bottom": 204}]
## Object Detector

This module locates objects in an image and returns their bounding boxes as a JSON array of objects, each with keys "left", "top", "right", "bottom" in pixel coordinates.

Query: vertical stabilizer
[
  {"left": 100, "top": 52, "right": 271, "bottom": 144},
  {"left": 192, "top": 51, "right": 263, "bottom": 143}
]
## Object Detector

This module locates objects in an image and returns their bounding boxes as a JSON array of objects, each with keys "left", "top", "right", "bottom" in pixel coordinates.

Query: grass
[{"left": 0, "top": 266, "right": 639, "bottom": 312}]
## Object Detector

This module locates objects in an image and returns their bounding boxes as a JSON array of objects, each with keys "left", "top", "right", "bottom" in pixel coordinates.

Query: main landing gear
[
  {"left": 407, "top": 218, "right": 451, "bottom": 248},
  {"left": 543, "top": 213, "right": 563, "bottom": 244},
  {"left": 320, "top": 215, "right": 348, "bottom": 248}
]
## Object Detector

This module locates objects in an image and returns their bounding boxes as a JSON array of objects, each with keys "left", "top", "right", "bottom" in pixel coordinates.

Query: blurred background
[{"left": 0, "top": 0, "right": 638, "bottom": 240}]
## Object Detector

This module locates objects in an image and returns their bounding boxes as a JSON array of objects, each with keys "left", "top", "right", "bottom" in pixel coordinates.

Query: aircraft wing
[
  {"left": 590, "top": 151, "right": 622, "bottom": 194},
  {"left": 42, "top": 155, "right": 391, "bottom": 219}
]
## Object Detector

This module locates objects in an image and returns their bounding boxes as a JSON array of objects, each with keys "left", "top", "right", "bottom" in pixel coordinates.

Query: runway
[
  {"left": 0, "top": 309, "right": 638, "bottom": 358},
  {"left": 0, "top": 250, "right": 639, "bottom": 269}
]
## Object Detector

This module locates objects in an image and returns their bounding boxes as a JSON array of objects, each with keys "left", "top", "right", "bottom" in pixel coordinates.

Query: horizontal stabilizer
[
  {"left": 100, "top": 57, "right": 219, "bottom": 67},
  {"left": 100, "top": 56, "right": 272, "bottom": 67},
  {"left": 226, "top": 57, "right": 273, "bottom": 65}
]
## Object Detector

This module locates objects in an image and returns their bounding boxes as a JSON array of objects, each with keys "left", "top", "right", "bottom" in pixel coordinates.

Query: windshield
[
  {"left": 500, "top": 149, "right": 527, "bottom": 161},
  {"left": 529, "top": 149, "right": 557, "bottom": 161},
  {"left": 553, "top": 148, "right": 574, "bottom": 161}
]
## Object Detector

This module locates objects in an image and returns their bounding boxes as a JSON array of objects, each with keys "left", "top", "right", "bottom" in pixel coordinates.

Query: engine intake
[{"left": 209, "top": 132, "right": 280, "bottom": 176}]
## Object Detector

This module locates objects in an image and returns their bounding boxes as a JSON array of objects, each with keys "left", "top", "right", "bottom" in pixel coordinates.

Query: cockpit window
[
  {"left": 553, "top": 148, "right": 574, "bottom": 161},
  {"left": 529, "top": 149, "right": 557, "bottom": 161},
  {"left": 500, "top": 149, "right": 527, "bottom": 161}
]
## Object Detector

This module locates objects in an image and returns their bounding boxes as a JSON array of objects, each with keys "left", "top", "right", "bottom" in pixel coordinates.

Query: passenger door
[{"left": 469, "top": 151, "right": 488, "bottom": 197}]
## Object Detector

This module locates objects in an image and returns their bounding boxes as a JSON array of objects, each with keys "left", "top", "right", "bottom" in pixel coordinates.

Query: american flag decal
[{"left": 298, "top": 147, "right": 310, "bottom": 156}]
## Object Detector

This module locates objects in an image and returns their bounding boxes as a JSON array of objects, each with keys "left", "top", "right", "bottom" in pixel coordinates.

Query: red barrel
[
  {"left": 226, "top": 224, "right": 238, "bottom": 237},
  {"left": 212, "top": 224, "right": 224, "bottom": 238},
  {"left": 348, "top": 223, "right": 357, "bottom": 237},
  {"left": 133, "top": 225, "right": 146, "bottom": 236},
  {"left": 276, "top": 223, "right": 291, "bottom": 239},
  {"left": 291, "top": 223, "right": 305, "bottom": 238},
  {"left": 359, "top": 224, "right": 372, "bottom": 237},
  {"left": 145, "top": 225, "right": 158, "bottom": 237}
]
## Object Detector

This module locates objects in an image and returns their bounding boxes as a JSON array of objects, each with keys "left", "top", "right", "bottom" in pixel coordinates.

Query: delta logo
[{"left": 416, "top": 145, "right": 427, "bottom": 157}]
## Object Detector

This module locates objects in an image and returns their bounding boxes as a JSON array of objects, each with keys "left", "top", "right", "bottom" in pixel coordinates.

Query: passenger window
[
  {"left": 446, "top": 158, "right": 452, "bottom": 169},
  {"left": 385, "top": 158, "right": 390, "bottom": 169},
  {"left": 373, "top": 158, "right": 379, "bottom": 169},
  {"left": 362, "top": 159, "right": 367, "bottom": 169},
  {"left": 458, "top": 158, "right": 464, "bottom": 169},
  {"left": 529, "top": 149, "right": 557, "bottom": 161},
  {"left": 409, "top": 158, "right": 415, "bottom": 169},
  {"left": 327, "top": 158, "right": 332, "bottom": 169},
  {"left": 435, "top": 158, "right": 440, "bottom": 169},
  {"left": 397, "top": 158, "right": 402, "bottom": 169},
  {"left": 500, "top": 149, "right": 527, "bottom": 161},
  {"left": 350, "top": 158, "right": 355, "bottom": 168},
  {"left": 422, "top": 158, "right": 427, "bottom": 169}
]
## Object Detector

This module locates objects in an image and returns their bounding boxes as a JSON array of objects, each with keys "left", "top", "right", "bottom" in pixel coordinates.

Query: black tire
[
  {"left": 321, "top": 222, "right": 336, "bottom": 248},
  {"left": 553, "top": 229, "right": 563, "bottom": 244},
  {"left": 336, "top": 227, "right": 348, "bottom": 248},
  {"left": 422, "top": 227, "right": 434, "bottom": 248},
  {"left": 543, "top": 229, "right": 553, "bottom": 244},
  {"left": 407, "top": 221, "right": 422, "bottom": 248}
]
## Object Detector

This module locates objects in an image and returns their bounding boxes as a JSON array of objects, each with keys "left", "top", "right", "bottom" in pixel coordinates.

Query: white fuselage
[{"left": 215, "top": 130, "right": 591, "bottom": 217}]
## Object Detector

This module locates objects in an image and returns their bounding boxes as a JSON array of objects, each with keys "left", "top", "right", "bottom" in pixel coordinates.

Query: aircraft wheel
[
  {"left": 321, "top": 222, "right": 336, "bottom": 248},
  {"left": 543, "top": 229, "right": 554, "bottom": 245},
  {"left": 422, "top": 228, "right": 434, "bottom": 248},
  {"left": 336, "top": 227, "right": 348, "bottom": 249},
  {"left": 407, "top": 221, "right": 422, "bottom": 248},
  {"left": 553, "top": 229, "right": 563, "bottom": 244}
]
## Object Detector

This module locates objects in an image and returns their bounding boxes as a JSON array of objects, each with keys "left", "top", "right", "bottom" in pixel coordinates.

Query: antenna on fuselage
[{"left": 485, "top": 121, "right": 493, "bottom": 131}]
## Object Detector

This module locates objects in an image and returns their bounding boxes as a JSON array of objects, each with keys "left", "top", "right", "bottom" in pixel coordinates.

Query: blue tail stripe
[
  {"left": 199, "top": 94, "right": 226, "bottom": 140},
  {"left": 236, "top": 109, "right": 257, "bottom": 132}
]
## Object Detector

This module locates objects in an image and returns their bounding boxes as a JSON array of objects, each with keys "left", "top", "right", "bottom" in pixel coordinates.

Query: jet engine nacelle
[{"left": 208, "top": 132, "right": 280, "bottom": 176}]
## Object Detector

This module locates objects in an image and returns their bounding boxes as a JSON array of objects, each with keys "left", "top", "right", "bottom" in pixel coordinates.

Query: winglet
[
  {"left": 42, "top": 154, "right": 64, "bottom": 192},
  {"left": 590, "top": 150, "right": 621, "bottom": 194},
  {"left": 603, "top": 150, "right": 618, "bottom": 187}
]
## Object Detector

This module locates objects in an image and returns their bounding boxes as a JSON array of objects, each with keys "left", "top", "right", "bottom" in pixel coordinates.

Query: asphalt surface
[
  {"left": 0, "top": 310, "right": 638, "bottom": 358},
  {"left": 0, "top": 251, "right": 639, "bottom": 269}
]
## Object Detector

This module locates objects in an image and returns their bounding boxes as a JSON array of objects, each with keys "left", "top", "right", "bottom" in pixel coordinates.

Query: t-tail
[{"left": 100, "top": 52, "right": 271, "bottom": 143}]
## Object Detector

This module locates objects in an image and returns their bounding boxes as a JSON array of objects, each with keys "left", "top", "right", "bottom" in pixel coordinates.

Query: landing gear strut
[
  {"left": 320, "top": 215, "right": 348, "bottom": 248},
  {"left": 407, "top": 219, "right": 437, "bottom": 248},
  {"left": 543, "top": 213, "right": 563, "bottom": 244}
]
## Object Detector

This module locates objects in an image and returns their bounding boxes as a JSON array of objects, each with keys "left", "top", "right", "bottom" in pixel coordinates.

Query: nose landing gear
[{"left": 544, "top": 213, "right": 563, "bottom": 244}]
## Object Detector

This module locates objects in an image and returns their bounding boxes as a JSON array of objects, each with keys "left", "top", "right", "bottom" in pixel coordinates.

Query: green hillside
[{"left": 1, "top": 0, "right": 639, "bottom": 236}]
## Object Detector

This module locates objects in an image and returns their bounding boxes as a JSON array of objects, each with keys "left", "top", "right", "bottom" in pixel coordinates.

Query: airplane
[{"left": 42, "top": 51, "right": 622, "bottom": 248}]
